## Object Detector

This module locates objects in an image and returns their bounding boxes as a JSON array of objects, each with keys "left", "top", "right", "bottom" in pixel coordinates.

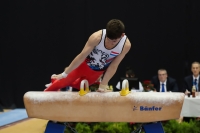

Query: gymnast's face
[
  {"left": 191, "top": 63, "right": 200, "bottom": 76},
  {"left": 158, "top": 70, "right": 167, "bottom": 83},
  {"left": 106, "top": 37, "right": 121, "bottom": 46},
  {"left": 106, "top": 33, "right": 125, "bottom": 45}
]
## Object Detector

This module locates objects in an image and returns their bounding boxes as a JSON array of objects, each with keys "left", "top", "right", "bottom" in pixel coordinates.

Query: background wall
[{"left": 1, "top": 0, "right": 200, "bottom": 108}]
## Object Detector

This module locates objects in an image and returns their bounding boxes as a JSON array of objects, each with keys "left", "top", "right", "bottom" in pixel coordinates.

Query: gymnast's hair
[{"left": 106, "top": 19, "right": 125, "bottom": 40}]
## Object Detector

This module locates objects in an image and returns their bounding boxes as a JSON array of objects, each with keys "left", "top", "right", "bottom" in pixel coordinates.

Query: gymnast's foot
[{"left": 45, "top": 83, "right": 52, "bottom": 88}]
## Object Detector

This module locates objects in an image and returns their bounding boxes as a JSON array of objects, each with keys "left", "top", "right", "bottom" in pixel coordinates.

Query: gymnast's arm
[
  {"left": 100, "top": 39, "right": 131, "bottom": 86},
  {"left": 55, "top": 31, "right": 101, "bottom": 79}
]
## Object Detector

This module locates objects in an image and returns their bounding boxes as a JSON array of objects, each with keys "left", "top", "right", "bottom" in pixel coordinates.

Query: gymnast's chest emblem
[{"left": 86, "top": 48, "right": 110, "bottom": 70}]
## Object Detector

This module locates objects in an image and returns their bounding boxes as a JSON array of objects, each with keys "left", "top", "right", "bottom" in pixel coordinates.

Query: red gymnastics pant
[{"left": 45, "top": 61, "right": 104, "bottom": 91}]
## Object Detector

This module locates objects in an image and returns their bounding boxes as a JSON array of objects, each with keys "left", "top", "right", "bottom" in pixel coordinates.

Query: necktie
[
  {"left": 194, "top": 79, "right": 197, "bottom": 85},
  {"left": 194, "top": 79, "right": 198, "bottom": 91},
  {"left": 161, "top": 83, "right": 165, "bottom": 92}
]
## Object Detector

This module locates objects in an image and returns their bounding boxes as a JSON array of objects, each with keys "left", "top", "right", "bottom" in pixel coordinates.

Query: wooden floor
[
  {"left": 0, "top": 110, "right": 48, "bottom": 133},
  {"left": 0, "top": 118, "right": 48, "bottom": 133}
]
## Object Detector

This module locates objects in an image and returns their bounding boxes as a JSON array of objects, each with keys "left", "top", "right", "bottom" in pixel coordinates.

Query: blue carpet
[{"left": 0, "top": 109, "right": 28, "bottom": 127}]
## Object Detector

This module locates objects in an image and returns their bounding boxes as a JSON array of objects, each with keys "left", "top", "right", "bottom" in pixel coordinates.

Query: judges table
[{"left": 181, "top": 95, "right": 200, "bottom": 117}]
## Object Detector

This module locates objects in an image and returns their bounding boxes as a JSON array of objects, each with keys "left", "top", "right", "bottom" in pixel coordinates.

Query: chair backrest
[{"left": 142, "top": 122, "right": 165, "bottom": 133}]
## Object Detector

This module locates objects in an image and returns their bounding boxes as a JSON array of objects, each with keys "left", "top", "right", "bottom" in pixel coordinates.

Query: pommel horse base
[{"left": 23, "top": 79, "right": 185, "bottom": 133}]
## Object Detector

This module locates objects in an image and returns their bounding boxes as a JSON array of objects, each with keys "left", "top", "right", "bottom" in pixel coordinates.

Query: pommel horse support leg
[{"left": 24, "top": 79, "right": 185, "bottom": 133}]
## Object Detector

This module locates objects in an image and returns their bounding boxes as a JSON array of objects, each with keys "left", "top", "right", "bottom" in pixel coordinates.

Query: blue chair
[
  {"left": 45, "top": 121, "right": 66, "bottom": 133},
  {"left": 142, "top": 122, "right": 165, "bottom": 133}
]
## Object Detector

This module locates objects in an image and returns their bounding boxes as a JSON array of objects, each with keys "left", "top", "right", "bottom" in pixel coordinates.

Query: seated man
[
  {"left": 151, "top": 69, "right": 179, "bottom": 92},
  {"left": 183, "top": 61, "right": 200, "bottom": 94},
  {"left": 183, "top": 61, "right": 200, "bottom": 122},
  {"left": 116, "top": 66, "right": 144, "bottom": 91}
]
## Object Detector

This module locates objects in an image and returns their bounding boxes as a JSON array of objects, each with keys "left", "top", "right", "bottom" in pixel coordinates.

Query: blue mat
[{"left": 0, "top": 109, "right": 28, "bottom": 127}]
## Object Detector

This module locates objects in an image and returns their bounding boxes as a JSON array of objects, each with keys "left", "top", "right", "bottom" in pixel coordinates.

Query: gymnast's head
[{"left": 106, "top": 19, "right": 125, "bottom": 43}]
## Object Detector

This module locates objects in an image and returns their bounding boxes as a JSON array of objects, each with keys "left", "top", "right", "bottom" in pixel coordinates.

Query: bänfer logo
[{"left": 133, "top": 106, "right": 162, "bottom": 111}]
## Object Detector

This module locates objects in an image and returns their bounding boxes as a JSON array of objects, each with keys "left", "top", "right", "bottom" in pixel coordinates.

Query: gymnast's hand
[
  {"left": 51, "top": 74, "right": 62, "bottom": 80},
  {"left": 51, "top": 72, "right": 68, "bottom": 80},
  {"left": 97, "top": 83, "right": 111, "bottom": 92}
]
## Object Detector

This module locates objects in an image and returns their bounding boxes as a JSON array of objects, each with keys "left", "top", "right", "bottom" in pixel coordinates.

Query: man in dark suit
[
  {"left": 151, "top": 69, "right": 179, "bottom": 92},
  {"left": 183, "top": 62, "right": 200, "bottom": 122},
  {"left": 183, "top": 61, "right": 200, "bottom": 94}
]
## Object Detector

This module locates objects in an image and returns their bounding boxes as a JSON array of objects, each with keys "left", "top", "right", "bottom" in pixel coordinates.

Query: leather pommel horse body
[{"left": 24, "top": 91, "right": 184, "bottom": 123}]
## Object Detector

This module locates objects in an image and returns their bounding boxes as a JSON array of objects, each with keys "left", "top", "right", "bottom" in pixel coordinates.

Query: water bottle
[{"left": 192, "top": 85, "right": 196, "bottom": 98}]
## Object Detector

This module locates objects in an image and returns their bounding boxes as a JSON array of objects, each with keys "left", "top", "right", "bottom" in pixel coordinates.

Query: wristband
[{"left": 61, "top": 72, "right": 68, "bottom": 78}]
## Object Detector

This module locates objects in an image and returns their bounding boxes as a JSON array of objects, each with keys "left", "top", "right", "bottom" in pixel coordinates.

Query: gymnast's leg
[
  {"left": 70, "top": 66, "right": 104, "bottom": 89},
  {"left": 44, "top": 62, "right": 85, "bottom": 91},
  {"left": 44, "top": 72, "right": 80, "bottom": 91},
  {"left": 44, "top": 61, "right": 104, "bottom": 91}
]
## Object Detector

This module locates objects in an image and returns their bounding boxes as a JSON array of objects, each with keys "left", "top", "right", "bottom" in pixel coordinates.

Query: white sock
[{"left": 45, "top": 83, "right": 52, "bottom": 88}]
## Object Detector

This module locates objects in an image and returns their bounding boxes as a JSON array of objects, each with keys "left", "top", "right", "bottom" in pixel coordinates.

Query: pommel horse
[{"left": 24, "top": 79, "right": 185, "bottom": 133}]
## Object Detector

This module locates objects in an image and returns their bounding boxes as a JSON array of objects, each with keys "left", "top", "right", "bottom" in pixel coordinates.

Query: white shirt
[
  {"left": 116, "top": 81, "right": 144, "bottom": 92},
  {"left": 86, "top": 29, "right": 127, "bottom": 71},
  {"left": 193, "top": 75, "right": 199, "bottom": 91},
  {"left": 160, "top": 80, "right": 167, "bottom": 92}
]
